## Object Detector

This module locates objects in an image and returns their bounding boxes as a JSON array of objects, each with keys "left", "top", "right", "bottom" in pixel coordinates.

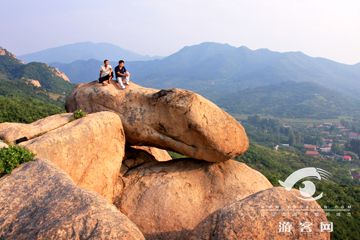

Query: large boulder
[
  {"left": 20, "top": 111, "right": 125, "bottom": 202},
  {"left": 65, "top": 82, "right": 249, "bottom": 162},
  {"left": 0, "top": 159, "right": 144, "bottom": 240},
  {"left": 117, "top": 146, "right": 171, "bottom": 198},
  {"left": 190, "top": 187, "right": 330, "bottom": 240},
  {"left": 0, "top": 113, "right": 73, "bottom": 144},
  {"left": 115, "top": 159, "right": 272, "bottom": 237}
]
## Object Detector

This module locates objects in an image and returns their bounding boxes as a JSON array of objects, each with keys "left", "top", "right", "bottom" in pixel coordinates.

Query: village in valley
[{"left": 276, "top": 121, "right": 360, "bottom": 181}]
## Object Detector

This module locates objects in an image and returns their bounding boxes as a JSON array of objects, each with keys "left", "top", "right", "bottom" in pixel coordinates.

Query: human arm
[
  {"left": 117, "top": 71, "right": 127, "bottom": 77},
  {"left": 99, "top": 66, "right": 103, "bottom": 78}
]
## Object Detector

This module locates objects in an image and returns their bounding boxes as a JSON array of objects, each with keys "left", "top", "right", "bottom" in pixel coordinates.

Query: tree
[
  {"left": 349, "top": 139, "right": 360, "bottom": 156},
  {"left": 288, "top": 128, "right": 296, "bottom": 146}
]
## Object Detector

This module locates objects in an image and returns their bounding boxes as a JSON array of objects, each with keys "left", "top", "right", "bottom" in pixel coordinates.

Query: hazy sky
[{"left": 1, "top": 0, "right": 359, "bottom": 64}]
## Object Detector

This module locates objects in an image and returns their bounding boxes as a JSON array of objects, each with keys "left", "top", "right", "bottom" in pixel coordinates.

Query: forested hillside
[
  {"left": 237, "top": 143, "right": 359, "bottom": 240},
  {"left": 0, "top": 47, "right": 73, "bottom": 123},
  {"left": 217, "top": 81, "right": 360, "bottom": 119}
]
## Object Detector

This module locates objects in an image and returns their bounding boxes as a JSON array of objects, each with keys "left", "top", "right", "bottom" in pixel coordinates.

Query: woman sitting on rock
[{"left": 98, "top": 59, "right": 113, "bottom": 85}]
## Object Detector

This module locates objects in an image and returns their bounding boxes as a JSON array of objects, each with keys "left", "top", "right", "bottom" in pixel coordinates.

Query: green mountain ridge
[
  {"left": 217, "top": 81, "right": 360, "bottom": 119},
  {"left": 0, "top": 50, "right": 73, "bottom": 95},
  {"left": 0, "top": 47, "right": 74, "bottom": 123}
]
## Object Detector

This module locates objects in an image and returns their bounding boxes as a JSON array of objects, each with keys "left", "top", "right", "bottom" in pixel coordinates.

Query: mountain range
[
  {"left": 20, "top": 42, "right": 159, "bottom": 64},
  {"left": 3, "top": 42, "right": 360, "bottom": 120},
  {"left": 49, "top": 42, "right": 360, "bottom": 100}
]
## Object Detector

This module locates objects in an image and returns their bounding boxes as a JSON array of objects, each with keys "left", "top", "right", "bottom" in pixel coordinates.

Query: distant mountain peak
[
  {"left": 183, "top": 42, "right": 235, "bottom": 50},
  {"left": 19, "top": 42, "right": 159, "bottom": 64}
]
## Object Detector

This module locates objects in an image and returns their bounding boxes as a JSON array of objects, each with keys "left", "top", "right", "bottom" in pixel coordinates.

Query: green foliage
[
  {"left": 0, "top": 96, "right": 64, "bottom": 123},
  {"left": 349, "top": 139, "right": 360, "bottom": 156},
  {"left": 218, "top": 81, "right": 360, "bottom": 119},
  {"left": 73, "top": 109, "right": 87, "bottom": 120},
  {"left": 168, "top": 151, "right": 186, "bottom": 159},
  {"left": 317, "top": 183, "right": 360, "bottom": 240},
  {"left": 0, "top": 146, "right": 35, "bottom": 177},
  {"left": 0, "top": 53, "right": 72, "bottom": 123},
  {"left": 237, "top": 143, "right": 359, "bottom": 239},
  {"left": 17, "top": 62, "right": 73, "bottom": 94},
  {"left": 242, "top": 115, "right": 299, "bottom": 147},
  {"left": 0, "top": 54, "right": 73, "bottom": 95}
]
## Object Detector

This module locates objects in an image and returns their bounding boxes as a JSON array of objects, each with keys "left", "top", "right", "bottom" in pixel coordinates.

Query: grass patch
[
  {"left": 0, "top": 146, "right": 35, "bottom": 177},
  {"left": 168, "top": 151, "right": 187, "bottom": 159},
  {"left": 73, "top": 109, "right": 87, "bottom": 120}
]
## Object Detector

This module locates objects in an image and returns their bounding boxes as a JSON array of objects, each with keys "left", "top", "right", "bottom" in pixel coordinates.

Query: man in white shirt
[{"left": 98, "top": 59, "right": 113, "bottom": 85}]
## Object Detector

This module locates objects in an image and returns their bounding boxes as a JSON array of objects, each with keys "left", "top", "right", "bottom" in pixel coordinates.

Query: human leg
[
  {"left": 125, "top": 71, "right": 130, "bottom": 85},
  {"left": 116, "top": 77, "right": 126, "bottom": 89}
]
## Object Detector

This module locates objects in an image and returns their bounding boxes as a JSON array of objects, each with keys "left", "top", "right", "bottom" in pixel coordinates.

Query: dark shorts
[{"left": 98, "top": 73, "right": 113, "bottom": 83}]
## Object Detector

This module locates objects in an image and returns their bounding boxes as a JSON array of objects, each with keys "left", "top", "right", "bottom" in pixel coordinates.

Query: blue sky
[{"left": 1, "top": 0, "right": 359, "bottom": 64}]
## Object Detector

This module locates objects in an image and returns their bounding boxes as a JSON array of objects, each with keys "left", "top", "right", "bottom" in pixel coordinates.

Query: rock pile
[{"left": 0, "top": 81, "right": 329, "bottom": 240}]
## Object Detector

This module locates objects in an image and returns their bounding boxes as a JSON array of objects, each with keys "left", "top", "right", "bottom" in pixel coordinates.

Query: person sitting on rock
[
  {"left": 114, "top": 60, "right": 130, "bottom": 89},
  {"left": 98, "top": 59, "right": 113, "bottom": 85}
]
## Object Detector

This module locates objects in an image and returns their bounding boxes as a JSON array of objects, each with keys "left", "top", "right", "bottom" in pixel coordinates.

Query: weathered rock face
[
  {"left": 65, "top": 82, "right": 249, "bottom": 162},
  {"left": 118, "top": 146, "right": 172, "bottom": 193},
  {"left": 131, "top": 146, "right": 172, "bottom": 162},
  {"left": 51, "top": 67, "right": 71, "bottom": 82},
  {"left": 25, "top": 78, "right": 42, "bottom": 88},
  {"left": 0, "top": 47, "right": 17, "bottom": 59},
  {"left": 0, "top": 113, "right": 73, "bottom": 144},
  {"left": 20, "top": 111, "right": 125, "bottom": 202},
  {"left": 190, "top": 187, "right": 330, "bottom": 240},
  {"left": 115, "top": 159, "right": 272, "bottom": 238},
  {"left": 120, "top": 146, "right": 170, "bottom": 175},
  {"left": 0, "top": 159, "right": 144, "bottom": 240}
]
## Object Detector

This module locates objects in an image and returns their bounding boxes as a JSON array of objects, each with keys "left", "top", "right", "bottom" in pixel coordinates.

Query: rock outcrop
[
  {"left": 65, "top": 82, "right": 249, "bottom": 162},
  {"left": 116, "top": 159, "right": 273, "bottom": 238},
  {"left": 131, "top": 146, "right": 172, "bottom": 162},
  {"left": 0, "top": 159, "right": 144, "bottom": 240},
  {"left": 18, "top": 111, "right": 125, "bottom": 202},
  {"left": 0, "top": 140, "right": 7, "bottom": 148},
  {"left": 0, "top": 113, "right": 73, "bottom": 144},
  {"left": 120, "top": 146, "right": 171, "bottom": 174},
  {"left": 0, "top": 80, "right": 331, "bottom": 240},
  {"left": 0, "top": 47, "right": 17, "bottom": 59},
  {"left": 25, "top": 78, "right": 42, "bottom": 87},
  {"left": 51, "top": 67, "right": 71, "bottom": 82},
  {"left": 190, "top": 187, "right": 330, "bottom": 240}
]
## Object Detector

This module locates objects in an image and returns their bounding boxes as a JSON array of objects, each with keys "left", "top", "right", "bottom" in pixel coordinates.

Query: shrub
[
  {"left": 0, "top": 146, "right": 35, "bottom": 177},
  {"left": 73, "top": 109, "right": 87, "bottom": 120}
]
